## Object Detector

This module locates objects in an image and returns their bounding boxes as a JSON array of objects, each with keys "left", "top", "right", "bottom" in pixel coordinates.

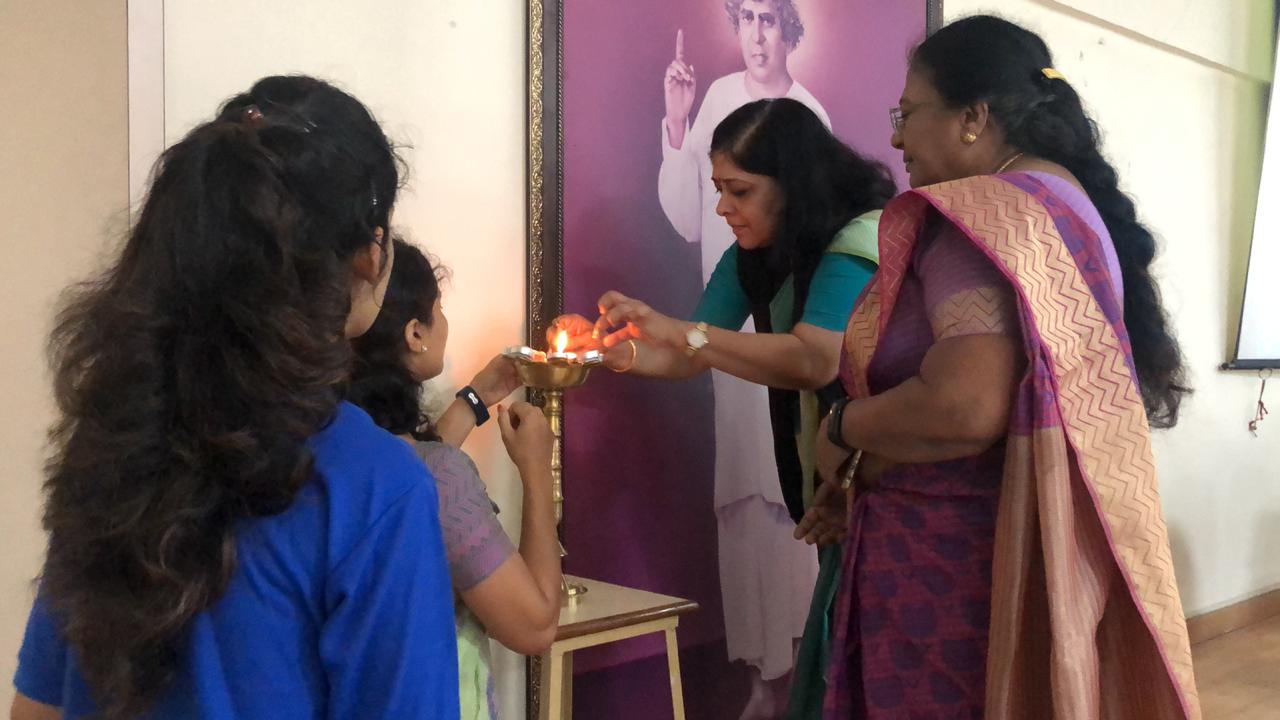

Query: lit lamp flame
[{"left": 554, "top": 329, "right": 569, "bottom": 354}]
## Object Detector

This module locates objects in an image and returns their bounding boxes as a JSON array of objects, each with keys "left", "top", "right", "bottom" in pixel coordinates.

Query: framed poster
[{"left": 526, "top": 1, "right": 943, "bottom": 716}]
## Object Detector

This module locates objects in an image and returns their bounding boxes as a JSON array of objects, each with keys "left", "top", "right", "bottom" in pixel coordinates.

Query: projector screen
[{"left": 1231, "top": 48, "right": 1280, "bottom": 369}]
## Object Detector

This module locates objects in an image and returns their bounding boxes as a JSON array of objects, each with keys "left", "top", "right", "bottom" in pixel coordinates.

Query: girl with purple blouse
[{"left": 349, "top": 239, "right": 562, "bottom": 719}]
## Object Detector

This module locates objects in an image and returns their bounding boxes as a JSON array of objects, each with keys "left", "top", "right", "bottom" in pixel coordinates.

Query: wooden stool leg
[
  {"left": 664, "top": 627, "right": 686, "bottom": 720},
  {"left": 536, "top": 654, "right": 549, "bottom": 720},
  {"left": 563, "top": 651, "right": 574, "bottom": 719},
  {"left": 542, "top": 649, "right": 565, "bottom": 720}
]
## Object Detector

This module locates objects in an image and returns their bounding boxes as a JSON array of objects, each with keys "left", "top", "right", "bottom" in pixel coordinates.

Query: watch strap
[
  {"left": 827, "top": 397, "right": 857, "bottom": 453},
  {"left": 455, "top": 386, "right": 490, "bottom": 426}
]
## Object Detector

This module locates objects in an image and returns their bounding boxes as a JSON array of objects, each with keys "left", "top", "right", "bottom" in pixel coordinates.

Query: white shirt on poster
[{"left": 658, "top": 71, "right": 831, "bottom": 284}]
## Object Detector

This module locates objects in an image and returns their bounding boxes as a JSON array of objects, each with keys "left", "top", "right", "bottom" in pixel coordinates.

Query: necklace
[{"left": 995, "top": 151, "right": 1025, "bottom": 174}]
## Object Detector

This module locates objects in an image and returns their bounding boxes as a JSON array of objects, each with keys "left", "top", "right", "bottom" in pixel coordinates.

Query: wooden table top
[{"left": 554, "top": 575, "right": 699, "bottom": 642}]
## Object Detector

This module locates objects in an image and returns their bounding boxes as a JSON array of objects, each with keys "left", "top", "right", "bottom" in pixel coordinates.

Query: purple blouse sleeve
[
  {"left": 415, "top": 442, "right": 516, "bottom": 591},
  {"left": 916, "top": 221, "right": 1020, "bottom": 341}
]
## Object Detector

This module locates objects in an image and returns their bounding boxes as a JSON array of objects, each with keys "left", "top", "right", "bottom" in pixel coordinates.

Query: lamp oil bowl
[{"left": 502, "top": 342, "right": 603, "bottom": 390}]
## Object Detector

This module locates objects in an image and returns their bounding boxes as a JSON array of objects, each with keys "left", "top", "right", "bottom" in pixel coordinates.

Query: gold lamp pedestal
[{"left": 504, "top": 345, "right": 602, "bottom": 601}]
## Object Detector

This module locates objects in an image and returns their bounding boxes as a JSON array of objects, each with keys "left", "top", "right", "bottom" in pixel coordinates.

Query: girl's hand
[
  {"left": 470, "top": 354, "right": 522, "bottom": 407},
  {"left": 497, "top": 402, "right": 554, "bottom": 482}
]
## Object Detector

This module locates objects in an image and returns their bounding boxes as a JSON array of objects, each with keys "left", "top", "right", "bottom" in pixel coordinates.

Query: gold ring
[{"left": 614, "top": 339, "right": 638, "bottom": 373}]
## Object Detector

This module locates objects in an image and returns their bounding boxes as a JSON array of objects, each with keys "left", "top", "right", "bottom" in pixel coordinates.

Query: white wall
[
  {"left": 153, "top": 0, "right": 532, "bottom": 715},
  {"left": 1049, "top": 0, "right": 1272, "bottom": 78},
  {"left": 0, "top": 0, "right": 129, "bottom": 711},
  {"left": 944, "top": 0, "right": 1280, "bottom": 614}
]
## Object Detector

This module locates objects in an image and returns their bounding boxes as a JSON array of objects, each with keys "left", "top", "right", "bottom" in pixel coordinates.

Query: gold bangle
[
  {"left": 840, "top": 449, "right": 864, "bottom": 490},
  {"left": 614, "top": 339, "right": 638, "bottom": 373}
]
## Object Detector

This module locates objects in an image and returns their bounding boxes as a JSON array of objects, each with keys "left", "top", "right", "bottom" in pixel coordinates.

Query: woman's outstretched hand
[
  {"left": 593, "top": 291, "right": 687, "bottom": 350},
  {"left": 546, "top": 311, "right": 646, "bottom": 373},
  {"left": 549, "top": 291, "right": 688, "bottom": 365},
  {"left": 547, "top": 314, "right": 600, "bottom": 352}
]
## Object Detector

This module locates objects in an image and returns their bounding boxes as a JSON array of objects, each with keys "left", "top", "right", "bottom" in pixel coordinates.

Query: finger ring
[{"left": 614, "top": 339, "right": 639, "bottom": 373}]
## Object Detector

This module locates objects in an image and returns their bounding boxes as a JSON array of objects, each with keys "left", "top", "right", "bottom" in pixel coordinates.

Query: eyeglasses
[
  {"left": 890, "top": 103, "right": 937, "bottom": 133},
  {"left": 889, "top": 107, "right": 905, "bottom": 133}
]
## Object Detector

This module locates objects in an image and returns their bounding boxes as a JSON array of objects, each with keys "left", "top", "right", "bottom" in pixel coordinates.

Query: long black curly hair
[
  {"left": 40, "top": 75, "right": 400, "bottom": 718},
  {"left": 913, "top": 15, "right": 1191, "bottom": 428}
]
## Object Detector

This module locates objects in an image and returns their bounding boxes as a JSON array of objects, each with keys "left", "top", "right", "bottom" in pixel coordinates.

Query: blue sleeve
[
  {"left": 320, "top": 480, "right": 459, "bottom": 720},
  {"left": 13, "top": 591, "right": 69, "bottom": 707},
  {"left": 800, "top": 254, "right": 877, "bottom": 332},
  {"left": 692, "top": 245, "right": 752, "bottom": 330}
]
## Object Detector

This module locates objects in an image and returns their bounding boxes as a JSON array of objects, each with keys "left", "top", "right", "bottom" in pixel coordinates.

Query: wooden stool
[{"left": 535, "top": 576, "right": 698, "bottom": 720}]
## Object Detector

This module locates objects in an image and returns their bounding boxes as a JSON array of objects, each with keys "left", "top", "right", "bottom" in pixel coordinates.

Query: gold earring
[{"left": 963, "top": 132, "right": 978, "bottom": 144}]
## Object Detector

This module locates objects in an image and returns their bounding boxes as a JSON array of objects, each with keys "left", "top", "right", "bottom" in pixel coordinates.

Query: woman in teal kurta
[
  {"left": 691, "top": 209, "right": 878, "bottom": 719},
  {"left": 694, "top": 211, "right": 879, "bottom": 512},
  {"left": 554, "top": 99, "right": 897, "bottom": 717}
]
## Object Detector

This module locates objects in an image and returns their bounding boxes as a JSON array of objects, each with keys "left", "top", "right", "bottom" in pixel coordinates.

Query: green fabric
[
  {"left": 690, "top": 212, "right": 881, "bottom": 718},
  {"left": 790, "top": 253, "right": 875, "bottom": 509},
  {"left": 692, "top": 210, "right": 880, "bottom": 335},
  {"left": 766, "top": 210, "right": 880, "bottom": 335},
  {"left": 796, "top": 390, "right": 821, "bottom": 510},
  {"left": 456, "top": 602, "right": 495, "bottom": 720},
  {"left": 690, "top": 212, "right": 880, "bottom": 510},
  {"left": 785, "top": 216, "right": 877, "bottom": 718},
  {"left": 691, "top": 243, "right": 752, "bottom": 331},
  {"left": 792, "top": 255, "right": 873, "bottom": 510},
  {"left": 788, "top": 211, "right": 879, "bottom": 510},
  {"left": 785, "top": 544, "right": 843, "bottom": 719},
  {"left": 798, "top": 254, "right": 877, "bottom": 331}
]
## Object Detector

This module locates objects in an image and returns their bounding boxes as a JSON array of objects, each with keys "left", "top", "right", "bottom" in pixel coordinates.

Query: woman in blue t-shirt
[
  {"left": 12, "top": 76, "right": 459, "bottom": 720},
  {"left": 552, "top": 98, "right": 897, "bottom": 717}
]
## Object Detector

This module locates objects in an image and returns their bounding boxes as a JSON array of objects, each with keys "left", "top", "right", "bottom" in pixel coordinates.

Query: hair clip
[
  {"left": 242, "top": 105, "right": 265, "bottom": 127},
  {"left": 258, "top": 98, "right": 317, "bottom": 133},
  {"left": 1041, "top": 67, "right": 1066, "bottom": 82}
]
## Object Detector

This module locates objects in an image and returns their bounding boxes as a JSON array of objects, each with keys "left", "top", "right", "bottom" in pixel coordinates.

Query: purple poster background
[{"left": 559, "top": 0, "right": 927, "bottom": 706}]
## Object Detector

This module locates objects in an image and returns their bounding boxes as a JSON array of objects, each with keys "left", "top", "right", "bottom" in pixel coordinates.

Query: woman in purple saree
[{"left": 798, "top": 16, "right": 1201, "bottom": 719}]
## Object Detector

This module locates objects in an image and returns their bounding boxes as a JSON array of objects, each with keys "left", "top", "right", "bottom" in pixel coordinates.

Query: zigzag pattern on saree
[
  {"left": 931, "top": 287, "right": 1016, "bottom": 338},
  {"left": 923, "top": 177, "right": 1199, "bottom": 716}
]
